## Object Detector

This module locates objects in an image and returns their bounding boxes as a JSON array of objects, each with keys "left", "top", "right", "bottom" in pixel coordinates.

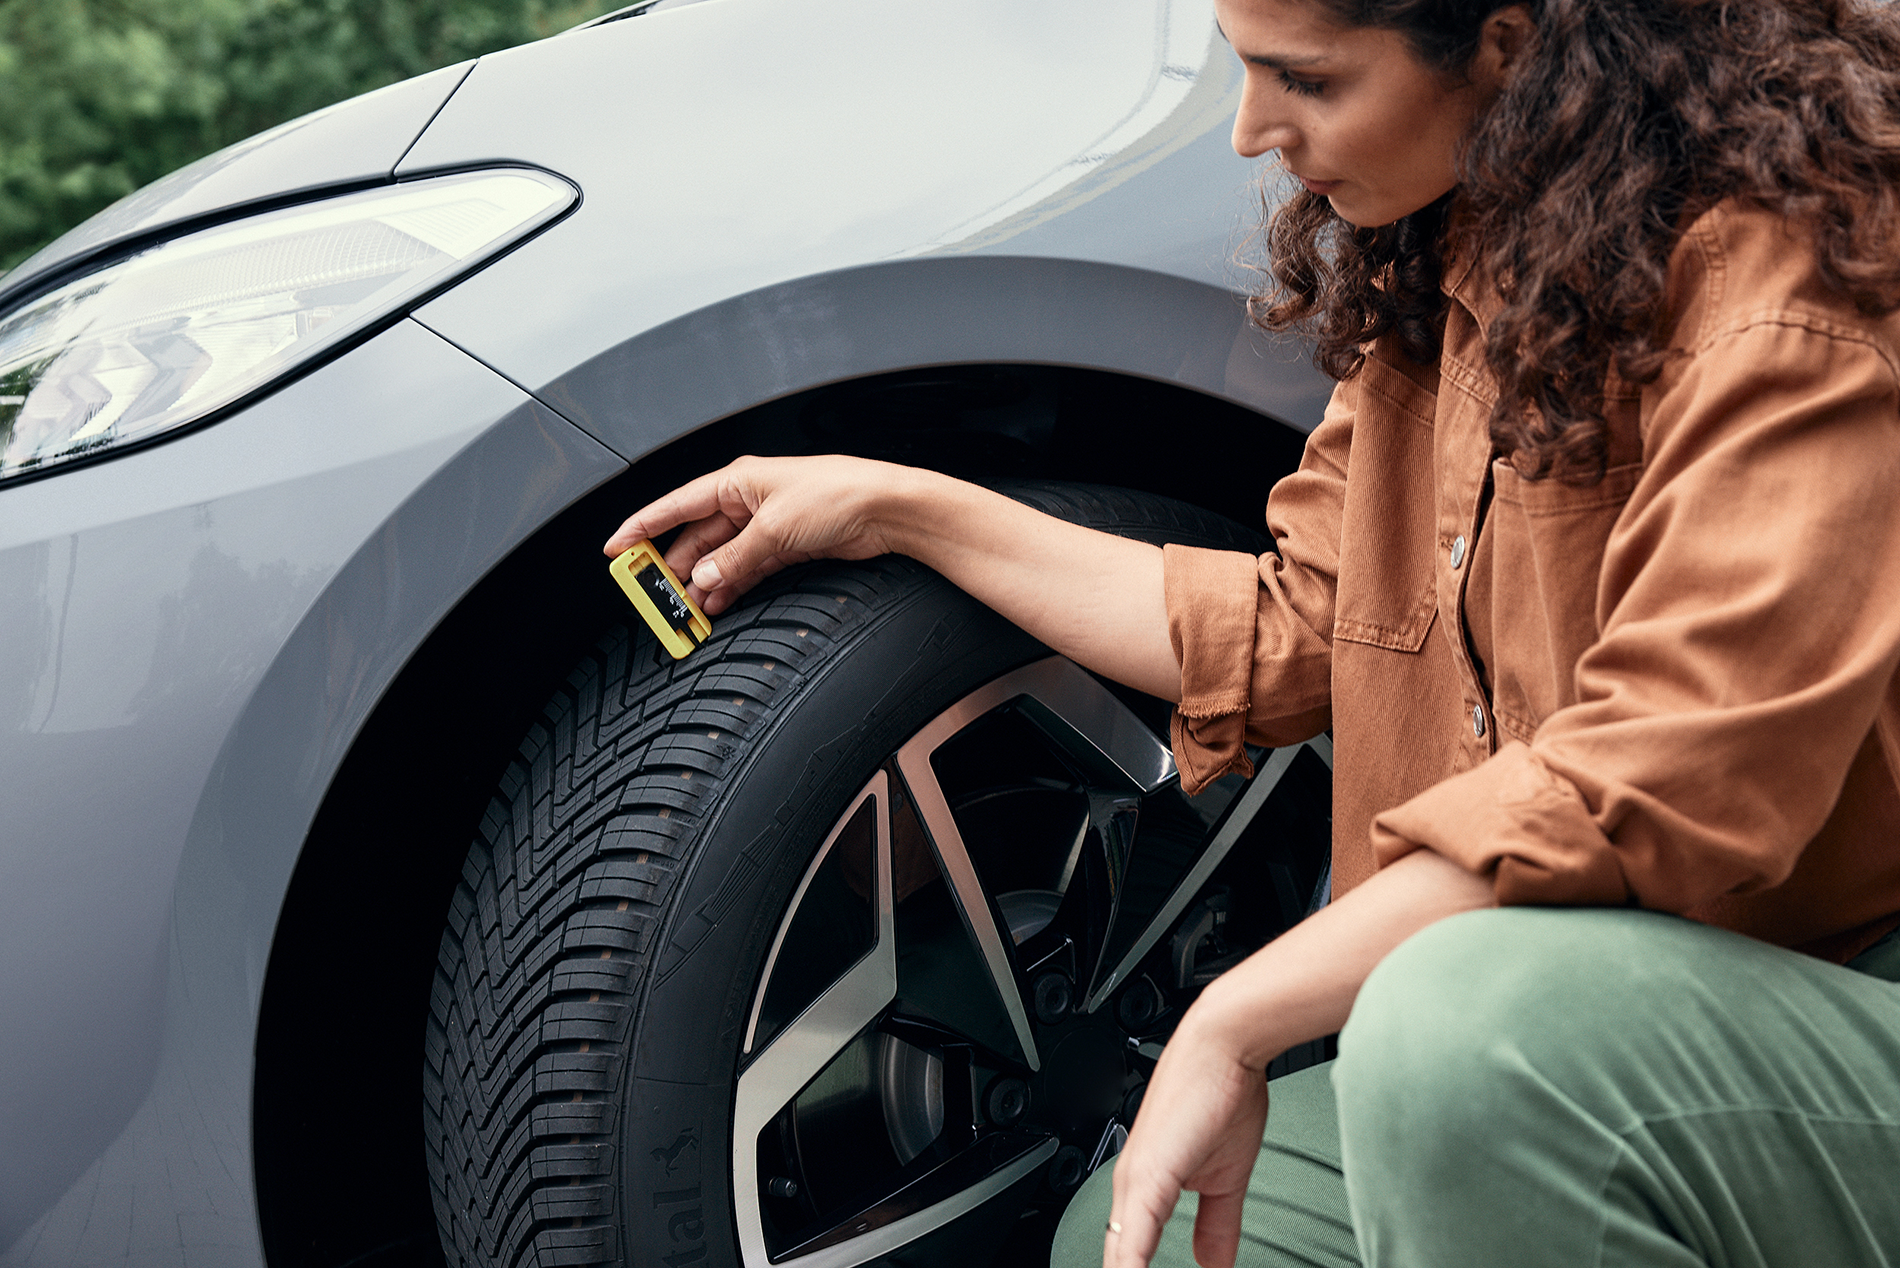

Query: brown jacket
[{"left": 1166, "top": 201, "right": 1900, "bottom": 961}]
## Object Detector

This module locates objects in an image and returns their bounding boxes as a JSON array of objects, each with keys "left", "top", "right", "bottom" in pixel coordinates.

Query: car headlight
[{"left": 0, "top": 168, "right": 575, "bottom": 483}]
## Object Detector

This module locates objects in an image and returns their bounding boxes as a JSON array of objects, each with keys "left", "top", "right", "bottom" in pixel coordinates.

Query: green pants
[{"left": 1053, "top": 908, "right": 1900, "bottom": 1267}]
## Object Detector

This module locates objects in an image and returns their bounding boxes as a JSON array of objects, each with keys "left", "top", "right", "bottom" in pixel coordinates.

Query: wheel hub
[{"left": 1034, "top": 1023, "right": 1127, "bottom": 1132}]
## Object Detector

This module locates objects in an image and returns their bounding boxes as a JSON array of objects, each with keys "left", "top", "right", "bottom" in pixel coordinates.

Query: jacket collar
[{"left": 1440, "top": 244, "right": 1504, "bottom": 338}]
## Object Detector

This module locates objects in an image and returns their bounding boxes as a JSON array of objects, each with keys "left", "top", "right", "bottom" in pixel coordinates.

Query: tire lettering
[
  {"left": 652, "top": 1185, "right": 701, "bottom": 1208},
  {"left": 651, "top": 1127, "right": 699, "bottom": 1173},
  {"left": 668, "top": 1211, "right": 705, "bottom": 1241}
]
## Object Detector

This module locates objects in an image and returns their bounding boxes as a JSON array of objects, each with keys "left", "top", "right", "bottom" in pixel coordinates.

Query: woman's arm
[
  {"left": 604, "top": 455, "right": 1185, "bottom": 700},
  {"left": 1105, "top": 848, "right": 1495, "bottom": 1268}
]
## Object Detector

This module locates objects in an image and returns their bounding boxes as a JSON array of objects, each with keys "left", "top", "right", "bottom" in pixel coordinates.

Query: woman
[{"left": 605, "top": 0, "right": 1900, "bottom": 1263}]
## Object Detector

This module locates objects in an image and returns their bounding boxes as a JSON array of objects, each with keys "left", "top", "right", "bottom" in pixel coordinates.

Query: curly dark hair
[{"left": 1255, "top": 0, "right": 1900, "bottom": 483}]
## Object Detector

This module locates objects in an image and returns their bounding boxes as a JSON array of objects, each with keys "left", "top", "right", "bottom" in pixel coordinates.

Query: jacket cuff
[
  {"left": 1164, "top": 544, "right": 1265, "bottom": 796},
  {"left": 1170, "top": 711, "right": 1256, "bottom": 797},
  {"left": 1370, "top": 742, "right": 1633, "bottom": 907}
]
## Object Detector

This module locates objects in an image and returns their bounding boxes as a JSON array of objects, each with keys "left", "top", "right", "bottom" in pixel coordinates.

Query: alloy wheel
[{"left": 732, "top": 656, "right": 1333, "bottom": 1267}]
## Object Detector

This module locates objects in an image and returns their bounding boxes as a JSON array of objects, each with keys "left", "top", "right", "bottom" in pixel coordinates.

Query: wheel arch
[
  {"left": 536, "top": 256, "right": 1333, "bottom": 473},
  {"left": 251, "top": 361, "right": 1317, "bottom": 1268}
]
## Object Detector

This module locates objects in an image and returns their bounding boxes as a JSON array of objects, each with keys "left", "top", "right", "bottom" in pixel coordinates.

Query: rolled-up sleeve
[
  {"left": 1166, "top": 383, "right": 1351, "bottom": 793},
  {"left": 1373, "top": 318, "right": 1900, "bottom": 913}
]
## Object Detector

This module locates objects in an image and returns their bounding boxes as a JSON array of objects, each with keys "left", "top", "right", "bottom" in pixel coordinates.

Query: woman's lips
[{"left": 1295, "top": 173, "right": 1342, "bottom": 195}]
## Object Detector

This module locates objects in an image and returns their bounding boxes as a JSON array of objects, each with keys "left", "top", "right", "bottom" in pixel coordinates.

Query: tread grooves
[{"left": 425, "top": 553, "right": 926, "bottom": 1268}]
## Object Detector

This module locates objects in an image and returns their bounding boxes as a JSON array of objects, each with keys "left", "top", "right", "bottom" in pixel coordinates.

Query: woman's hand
[
  {"left": 1106, "top": 989, "right": 1272, "bottom": 1268},
  {"left": 1102, "top": 849, "right": 1497, "bottom": 1267},
  {"left": 603, "top": 455, "right": 919, "bottom": 616},
  {"left": 604, "top": 455, "right": 1185, "bottom": 698}
]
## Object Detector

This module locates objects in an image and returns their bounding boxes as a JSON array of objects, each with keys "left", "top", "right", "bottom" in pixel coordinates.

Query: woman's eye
[{"left": 1278, "top": 70, "right": 1324, "bottom": 98}]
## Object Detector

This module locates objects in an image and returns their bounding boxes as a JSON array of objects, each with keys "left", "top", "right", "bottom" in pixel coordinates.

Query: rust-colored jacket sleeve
[
  {"left": 1374, "top": 317, "right": 1900, "bottom": 912},
  {"left": 1165, "top": 381, "right": 1349, "bottom": 794}
]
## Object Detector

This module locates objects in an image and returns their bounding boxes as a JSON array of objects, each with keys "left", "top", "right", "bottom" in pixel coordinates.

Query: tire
[{"left": 424, "top": 484, "right": 1334, "bottom": 1268}]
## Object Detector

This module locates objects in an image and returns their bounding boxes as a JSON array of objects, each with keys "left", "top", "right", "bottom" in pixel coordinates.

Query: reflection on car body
[{"left": 0, "top": 1, "right": 1332, "bottom": 1266}]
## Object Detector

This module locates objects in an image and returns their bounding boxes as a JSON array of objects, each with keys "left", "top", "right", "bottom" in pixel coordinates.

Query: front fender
[{"left": 0, "top": 319, "right": 621, "bottom": 1261}]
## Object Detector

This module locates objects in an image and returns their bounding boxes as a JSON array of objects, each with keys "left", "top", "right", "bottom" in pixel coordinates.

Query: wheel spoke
[
  {"left": 895, "top": 740, "right": 1043, "bottom": 1073},
  {"left": 1007, "top": 660, "right": 1176, "bottom": 794},
  {"left": 1082, "top": 739, "right": 1323, "bottom": 1012},
  {"left": 768, "top": 1135, "right": 1059, "bottom": 1268},
  {"left": 889, "top": 656, "right": 1183, "bottom": 1070},
  {"left": 734, "top": 773, "right": 897, "bottom": 1268}
]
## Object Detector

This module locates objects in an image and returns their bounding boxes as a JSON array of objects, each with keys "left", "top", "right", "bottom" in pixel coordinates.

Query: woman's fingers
[
  {"left": 601, "top": 466, "right": 753, "bottom": 557},
  {"left": 1103, "top": 1170, "right": 1177, "bottom": 1268},
  {"left": 1107, "top": 1145, "right": 1254, "bottom": 1268},
  {"left": 663, "top": 513, "right": 743, "bottom": 580},
  {"left": 618, "top": 455, "right": 889, "bottom": 573},
  {"left": 1190, "top": 1188, "right": 1248, "bottom": 1268},
  {"left": 691, "top": 548, "right": 806, "bottom": 615},
  {"left": 689, "top": 496, "right": 809, "bottom": 591},
  {"left": 1102, "top": 1009, "right": 1273, "bottom": 1268},
  {"left": 605, "top": 454, "right": 908, "bottom": 616}
]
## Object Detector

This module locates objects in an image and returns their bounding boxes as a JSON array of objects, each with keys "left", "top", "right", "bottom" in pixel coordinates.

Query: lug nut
[
  {"left": 1117, "top": 978, "right": 1163, "bottom": 1031},
  {"left": 1033, "top": 972, "right": 1073, "bottom": 1025},
  {"left": 985, "top": 1075, "right": 1030, "bottom": 1126},
  {"left": 1047, "top": 1145, "right": 1086, "bottom": 1194},
  {"left": 766, "top": 1176, "right": 799, "bottom": 1199}
]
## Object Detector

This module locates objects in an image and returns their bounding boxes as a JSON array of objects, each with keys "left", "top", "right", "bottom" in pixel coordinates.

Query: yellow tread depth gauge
[{"left": 610, "top": 541, "right": 712, "bottom": 659}]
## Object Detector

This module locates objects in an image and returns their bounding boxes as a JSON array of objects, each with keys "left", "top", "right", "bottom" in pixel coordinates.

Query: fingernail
[{"left": 692, "top": 559, "right": 723, "bottom": 588}]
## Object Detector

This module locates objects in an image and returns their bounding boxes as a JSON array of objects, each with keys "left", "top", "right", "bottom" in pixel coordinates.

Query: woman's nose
[{"left": 1231, "top": 77, "right": 1297, "bottom": 158}]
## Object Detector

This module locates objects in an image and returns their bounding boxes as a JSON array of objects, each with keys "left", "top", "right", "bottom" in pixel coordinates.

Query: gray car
[{"left": 0, "top": 1, "right": 1337, "bottom": 1266}]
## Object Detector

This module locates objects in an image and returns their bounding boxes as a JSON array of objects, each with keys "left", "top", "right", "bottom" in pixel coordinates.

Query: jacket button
[
  {"left": 1450, "top": 535, "right": 1467, "bottom": 569},
  {"left": 1472, "top": 704, "right": 1487, "bottom": 738}
]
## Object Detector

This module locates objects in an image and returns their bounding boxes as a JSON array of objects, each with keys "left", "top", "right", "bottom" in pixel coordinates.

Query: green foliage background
[{"left": 0, "top": 0, "right": 619, "bottom": 272}]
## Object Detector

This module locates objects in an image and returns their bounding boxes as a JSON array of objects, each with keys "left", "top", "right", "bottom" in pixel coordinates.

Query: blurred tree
[{"left": 0, "top": 0, "right": 618, "bottom": 271}]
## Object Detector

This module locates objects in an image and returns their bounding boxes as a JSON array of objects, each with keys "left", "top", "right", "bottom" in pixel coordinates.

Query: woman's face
[{"left": 1218, "top": 0, "right": 1492, "bottom": 228}]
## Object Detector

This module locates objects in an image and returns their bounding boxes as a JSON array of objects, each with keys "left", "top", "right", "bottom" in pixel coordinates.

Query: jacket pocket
[
  {"left": 1478, "top": 459, "right": 1642, "bottom": 740},
  {"left": 1333, "top": 357, "right": 1440, "bottom": 654}
]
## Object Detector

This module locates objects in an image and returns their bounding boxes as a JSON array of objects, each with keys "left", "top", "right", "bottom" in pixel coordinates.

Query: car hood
[{"left": 398, "top": 0, "right": 1259, "bottom": 399}]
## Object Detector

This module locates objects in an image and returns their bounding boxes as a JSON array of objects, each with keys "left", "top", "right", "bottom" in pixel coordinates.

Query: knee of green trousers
[
  {"left": 1333, "top": 905, "right": 1900, "bottom": 1142},
  {"left": 1330, "top": 908, "right": 1646, "bottom": 1265},
  {"left": 1333, "top": 905, "right": 1677, "bottom": 1118},
  {"left": 1330, "top": 906, "right": 1900, "bottom": 1268}
]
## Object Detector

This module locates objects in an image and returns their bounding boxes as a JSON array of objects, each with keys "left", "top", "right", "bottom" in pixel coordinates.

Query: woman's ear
[{"left": 1470, "top": 4, "right": 1535, "bottom": 92}]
